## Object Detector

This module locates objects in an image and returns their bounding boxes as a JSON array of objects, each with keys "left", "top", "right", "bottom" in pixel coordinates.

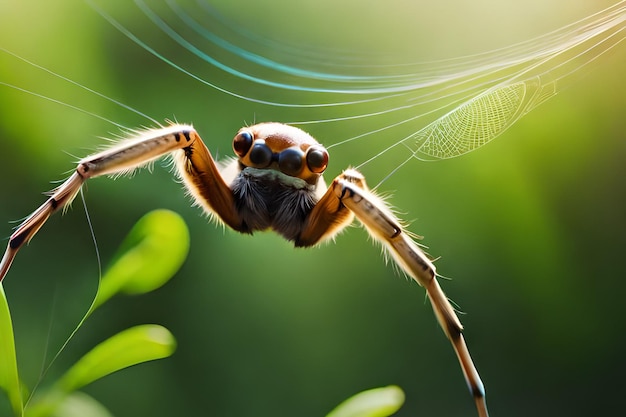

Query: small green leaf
[
  {"left": 0, "top": 283, "right": 23, "bottom": 416},
  {"left": 55, "top": 324, "right": 176, "bottom": 393},
  {"left": 326, "top": 386, "right": 405, "bottom": 417},
  {"left": 26, "top": 389, "right": 114, "bottom": 417},
  {"left": 93, "top": 209, "right": 189, "bottom": 309},
  {"left": 50, "top": 391, "right": 114, "bottom": 417}
]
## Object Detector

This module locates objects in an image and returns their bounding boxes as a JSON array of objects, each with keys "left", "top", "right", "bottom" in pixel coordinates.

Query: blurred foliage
[
  {"left": 0, "top": 1, "right": 625, "bottom": 417},
  {"left": 326, "top": 386, "right": 404, "bottom": 417},
  {"left": 0, "top": 210, "right": 184, "bottom": 417}
]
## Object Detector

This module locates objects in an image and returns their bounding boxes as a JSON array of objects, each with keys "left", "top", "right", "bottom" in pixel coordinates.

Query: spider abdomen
[{"left": 230, "top": 167, "right": 318, "bottom": 241}]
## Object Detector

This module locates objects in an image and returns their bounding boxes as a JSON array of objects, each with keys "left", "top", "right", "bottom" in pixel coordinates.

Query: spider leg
[
  {"left": 170, "top": 132, "right": 242, "bottom": 231},
  {"left": 295, "top": 181, "right": 354, "bottom": 247},
  {"left": 0, "top": 124, "right": 240, "bottom": 282},
  {"left": 328, "top": 168, "right": 489, "bottom": 417}
]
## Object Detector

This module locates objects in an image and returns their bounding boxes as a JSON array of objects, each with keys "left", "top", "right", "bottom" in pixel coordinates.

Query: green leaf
[
  {"left": 26, "top": 389, "right": 115, "bottom": 417},
  {"left": 93, "top": 209, "right": 189, "bottom": 309},
  {"left": 50, "top": 391, "right": 114, "bottom": 417},
  {"left": 0, "top": 283, "right": 23, "bottom": 417},
  {"left": 326, "top": 386, "right": 405, "bottom": 417},
  {"left": 55, "top": 324, "right": 176, "bottom": 394}
]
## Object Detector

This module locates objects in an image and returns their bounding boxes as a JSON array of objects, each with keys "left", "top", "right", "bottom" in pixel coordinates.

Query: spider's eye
[
  {"left": 278, "top": 148, "right": 304, "bottom": 176},
  {"left": 306, "top": 147, "right": 329, "bottom": 173},
  {"left": 233, "top": 131, "right": 253, "bottom": 157},
  {"left": 249, "top": 140, "right": 273, "bottom": 167}
]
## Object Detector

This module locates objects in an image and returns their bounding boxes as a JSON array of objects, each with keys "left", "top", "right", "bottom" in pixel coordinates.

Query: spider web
[{"left": 412, "top": 78, "right": 557, "bottom": 160}]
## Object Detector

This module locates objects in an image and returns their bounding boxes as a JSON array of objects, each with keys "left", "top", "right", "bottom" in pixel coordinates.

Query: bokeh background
[{"left": 1, "top": 1, "right": 625, "bottom": 416}]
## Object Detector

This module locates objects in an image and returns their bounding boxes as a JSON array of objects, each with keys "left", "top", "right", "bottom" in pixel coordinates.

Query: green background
[{"left": 1, "top": 1, "right": 625, "bottom": 416}]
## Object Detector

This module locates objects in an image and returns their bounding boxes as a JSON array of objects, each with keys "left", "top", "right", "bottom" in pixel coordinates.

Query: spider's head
[{"left": 232, "top": 123, "right": 328, "bottom": 185}]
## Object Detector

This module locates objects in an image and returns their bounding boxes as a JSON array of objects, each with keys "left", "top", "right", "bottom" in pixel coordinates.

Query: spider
[{"left": 0, "top": 121, "right": 488, "bottom": 417}]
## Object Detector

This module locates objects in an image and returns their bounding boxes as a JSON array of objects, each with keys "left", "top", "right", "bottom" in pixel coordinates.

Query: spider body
[{"left": 211, "top": 122, "right": 334, "bottom": 243}]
